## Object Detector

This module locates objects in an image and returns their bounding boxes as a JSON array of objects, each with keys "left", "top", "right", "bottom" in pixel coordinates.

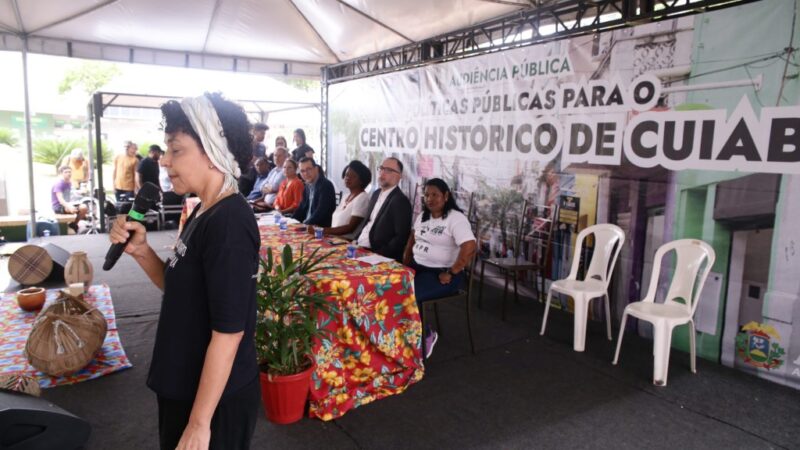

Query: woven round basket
[
  {"left": 25, "top": 291, "right": 107, "bottom": 377},
  {"left": 9, "top": 245, "right": 53, "bottom": 286}
]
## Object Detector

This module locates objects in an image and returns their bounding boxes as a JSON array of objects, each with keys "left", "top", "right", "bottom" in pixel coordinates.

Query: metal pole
[
  {"left": 86, "top": 102, "right": 98, "bottom": 233},
  {"left": 21, "top": 37, "right": 37, "bottom": 239},
  {"left": 93, "top": 93, "right": 107, "bottom": 232}
]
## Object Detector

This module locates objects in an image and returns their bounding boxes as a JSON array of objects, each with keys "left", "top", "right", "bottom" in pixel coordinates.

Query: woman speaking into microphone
[{"left": 109, "top": 93, "right": 259, "bottom": 449}]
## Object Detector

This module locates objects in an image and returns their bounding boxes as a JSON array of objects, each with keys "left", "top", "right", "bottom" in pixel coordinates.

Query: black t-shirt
[
  {"left": 147, "top": 194, "right": 259, "bottom": 401},
  {"left": 291, "top": 143, "right": 314, "bottom": 161},
  {"left": 137, "top": 157, "right": 160, "bottom": 188}
]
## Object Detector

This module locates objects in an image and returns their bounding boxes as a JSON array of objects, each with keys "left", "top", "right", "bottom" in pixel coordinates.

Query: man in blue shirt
[
  {"left": 246, "top": 157, "right": 270, "bottom": 201},
  {"left": 260, "top": 147, "right": 288, "bottom": 208}
]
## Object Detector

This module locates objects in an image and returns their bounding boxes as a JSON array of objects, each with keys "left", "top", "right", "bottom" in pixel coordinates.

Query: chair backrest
[
  {"left": 567, "top": 224, "right": 625, "bottom": 288},
  {"left": 642, "top": 239, "right": 716, "bottom": 316}
]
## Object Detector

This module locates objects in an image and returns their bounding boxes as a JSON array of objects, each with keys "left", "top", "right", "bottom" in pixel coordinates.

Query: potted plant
[{"left": 255, "top": 243, "right": 334, "bottom": 424}]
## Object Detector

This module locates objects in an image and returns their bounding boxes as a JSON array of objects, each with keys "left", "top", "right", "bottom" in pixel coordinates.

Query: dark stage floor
[{"left": 2, "top": 232, "right": 798, "bottom": 449}]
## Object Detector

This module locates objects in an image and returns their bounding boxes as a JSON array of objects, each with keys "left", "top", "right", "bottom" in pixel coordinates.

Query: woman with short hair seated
[
  {"left": 402, "top": 178, "right": 476, "bottom": 358},
  {"left": 319, "top": 160, "right": 371, "bottom": 239},
  {"left": 259, "top": 158, "right": 304, "bottom": 215}
]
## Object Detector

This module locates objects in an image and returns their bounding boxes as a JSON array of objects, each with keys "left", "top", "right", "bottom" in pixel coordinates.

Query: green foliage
[
  {"left": 58, "top": 62, "right": 121, "bottom": 96},
  {"left": 0, "top": 128, "right": 18, "bottom": 147},
  {"left": 255, "top": 244, "right": 334, "bottom": 376},
  {"left": 284, "top": 78, "right": 320, "bottom": 92},
  {"left": 33, "top": 138, "right": 112, "bottom": 167}
]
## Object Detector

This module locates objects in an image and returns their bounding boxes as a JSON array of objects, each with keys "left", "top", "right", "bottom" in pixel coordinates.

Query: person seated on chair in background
[
  {"left": 317, "top": 160, "right": 371, "bottom": 240},
  {"left": 259, "top": 158, "right": 303, "bottom": 214},
  {"left": 61, "top": 148, "right": 90, "bottom": 189},
  {"left": 290, "top": 128, "right": 314, "bottom": 162},
  {"left": 52, "top": 166, "right": 88, "bottom": 233},
  {"left": 136, "top": 145, "right": 164, "bottom": 192},
  {"left": 113, "top": 141, "right": 139, "bottom": 201},
  {"left": 292, "top": 157, "right": 335, "bottom": 227},
  {"left": 253, "top": 147, "right": 287, "bottom": 210},
  {"left": 267, "top": 135, "right": 287, "bottom": 168},
  {"left": 402, "top": 178, "right": 476, "bottom": 358},
  {"left": 245, "top": 157, "right": 271, "bottom": 202},
  {"left": 354, "top": 157, "right": 412, "bottom": 261}
]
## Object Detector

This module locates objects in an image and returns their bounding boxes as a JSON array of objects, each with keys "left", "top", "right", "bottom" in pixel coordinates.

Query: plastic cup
[
  {"left": 279, "top": 220, "right": 288, "bottom": 231},
  {"left": 274, "top": 212, "right": 282, "bottom": 223},
  {"left": 315, "top": 227, "right": 323, "bottom": 239},
  {"left": 346, "top": 243, "right": 357, "bottom": 259}
]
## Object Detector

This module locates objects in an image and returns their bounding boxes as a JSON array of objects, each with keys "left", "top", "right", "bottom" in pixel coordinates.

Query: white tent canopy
[{"left": 0, "top": 0, "right": 527, "bottom": 77}]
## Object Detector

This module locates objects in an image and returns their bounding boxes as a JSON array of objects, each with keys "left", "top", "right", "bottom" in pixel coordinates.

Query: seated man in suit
[
  {"left": 293, "top": 157, "right": 336, "bottom": 227},
  {"left": 355, "top": 157, "right": 412, "bottom": 261}
]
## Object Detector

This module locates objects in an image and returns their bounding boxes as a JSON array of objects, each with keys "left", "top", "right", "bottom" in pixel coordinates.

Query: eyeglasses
[{"left": 378, "top": 166, "right": 400, "bottom": 175}]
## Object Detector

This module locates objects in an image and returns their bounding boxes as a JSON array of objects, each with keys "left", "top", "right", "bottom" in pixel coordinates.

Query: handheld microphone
[{"left": 103, "top": 182, "right": 161, "bottom": 271}]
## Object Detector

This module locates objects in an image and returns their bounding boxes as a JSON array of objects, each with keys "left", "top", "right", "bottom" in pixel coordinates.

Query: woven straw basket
[{"left": 25, "top": 291, "right": 107, "bottom": 377}]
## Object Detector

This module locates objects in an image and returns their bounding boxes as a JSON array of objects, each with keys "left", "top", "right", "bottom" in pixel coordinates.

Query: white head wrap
[{"left": 179, "top": 95, "right": 241, "bottom": 196}]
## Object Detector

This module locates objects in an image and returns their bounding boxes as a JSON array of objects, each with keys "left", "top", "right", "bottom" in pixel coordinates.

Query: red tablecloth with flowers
[
  {"left": 0, "top": 284, "right": 132, "bottom": 387},
  {"left": 259, "top": 224, "right": 424, "bottom": 421}
]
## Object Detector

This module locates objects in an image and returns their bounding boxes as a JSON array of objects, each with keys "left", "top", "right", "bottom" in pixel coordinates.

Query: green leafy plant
[
  {"left": 58, "top": 62, "right": 121, "bottom": 96},
  {"left": 256, "top": 244, "right": 334, "bottom": 376},
  {"left": 0, "top": 128, "right": 18, "bottom": 147},
  {"left": 33, "top": 138, "right": 113, "bottom": 168},
  {"left": 33, "top": 138, "right": 82, "bottom": 167}
]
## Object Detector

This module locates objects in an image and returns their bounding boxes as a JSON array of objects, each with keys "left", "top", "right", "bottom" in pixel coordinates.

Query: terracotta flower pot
[
  {"left": 259, "top": 364, "right": 314, "bottom": 424},
  {"left": 64, "top": 251, "right": 94, "bottom": 288},
  {"left": 17, "top": 287, "right": 46, "bottom": 312}
]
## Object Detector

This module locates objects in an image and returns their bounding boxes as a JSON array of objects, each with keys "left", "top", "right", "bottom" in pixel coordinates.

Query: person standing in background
[
  {"left": 290, "top": 128, "right": 314, "bottom": 161},
  {"left": 252, "top": 123, "right": 269, "bottom": 160},
  {"left": 113, "top": 141, "right": 139, "bottom": 201},
  {"left": 61, "top": 148, "right": 90, "bottom": 189},
  {"left": 137, "top": 145, "right": 164, "bottom": 191}
]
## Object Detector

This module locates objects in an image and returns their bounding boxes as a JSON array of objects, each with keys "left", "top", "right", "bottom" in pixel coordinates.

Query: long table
[{"left": 259, "top": 223, "right": 424, "bottom": 421}]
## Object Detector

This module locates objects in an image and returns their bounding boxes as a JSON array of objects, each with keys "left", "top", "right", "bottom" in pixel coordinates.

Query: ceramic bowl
[{"left": 17, "top": 287, "right": 46, "bottom": 312}]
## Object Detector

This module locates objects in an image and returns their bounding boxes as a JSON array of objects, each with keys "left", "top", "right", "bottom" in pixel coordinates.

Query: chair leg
[
  {"left": 433, "top": 303, "right": 442, "bottom": 334},
  {"left": 513, "top": 271, "right": 519, "bottom": 304},
  {"left": 539, "top": 289, "right": 554, "bottom": 336},
  {"left": 653, "top": 323, "right": 674, "bottom": 386},
  {"left": 603, "top": 293, "right": 612, "bottom": 341},
  {"left": 501, "top": 271, "right": 510, "bottom": 321},
  {"left": 478, "top": 261, "right": 486, "bottom": 310},
  {"left": 689, "top": 320, "right": 697, "bottom": 374},
  {"left": 421, "top": 303, "right": 427, "bottom": 361},
  {"left": 572, "top": 294, "right": 590, "bottom": 352},
  {"left": 466, "top": 292, "right": 476, "bottom": 355},
  {"left": 612, "top": 311, "right": 628, "bottom": 365}
]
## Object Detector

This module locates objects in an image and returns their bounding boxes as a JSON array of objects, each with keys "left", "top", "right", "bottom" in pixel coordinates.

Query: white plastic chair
[
  {"left": 539, "top": 224, "right": 625, "bottom": 352},
  {"left": 612, "top": 239, "right": 716, "bottom": 386}
]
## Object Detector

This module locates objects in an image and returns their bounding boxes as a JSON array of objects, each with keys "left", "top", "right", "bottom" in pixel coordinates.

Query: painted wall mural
[{"left": 327, "top": 0, "right": 800, "bottom": 389}]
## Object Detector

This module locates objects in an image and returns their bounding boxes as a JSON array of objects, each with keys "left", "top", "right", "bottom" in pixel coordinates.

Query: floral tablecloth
[
  {"left": 0, "top": 284, "right": 132, "bottom": 388},
  {"left": 259, "top": 224, "right": 424, "bottom": 421}
]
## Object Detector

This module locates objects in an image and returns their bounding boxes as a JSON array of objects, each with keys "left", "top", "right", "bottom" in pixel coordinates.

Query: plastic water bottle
[{"left": 346, "top": 241, "right": 357, "bottom": 259}]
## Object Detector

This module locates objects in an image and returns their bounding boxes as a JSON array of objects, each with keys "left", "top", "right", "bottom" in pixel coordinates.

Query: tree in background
[
  {"left": 0, "top": 128, "right": 19, "bottom": 147},
  {"left": 58, "top": 61, "right": 121, "bottom": 96}
]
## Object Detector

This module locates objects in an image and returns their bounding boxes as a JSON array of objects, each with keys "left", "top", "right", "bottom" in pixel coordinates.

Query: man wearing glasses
[
  {"left": 293, "top": 157, "right": 336, "bottom": 227},
  {"left": 355, "top": 157, "right": 412, "bottom": 261}
]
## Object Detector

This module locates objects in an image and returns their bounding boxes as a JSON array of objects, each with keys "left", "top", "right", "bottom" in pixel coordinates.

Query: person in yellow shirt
[
  {"left": 61, "top": 148, "right": 90, "bottom": 189},
  {"left": 113, "top": 141, "right": 139, "bottom": 201}
]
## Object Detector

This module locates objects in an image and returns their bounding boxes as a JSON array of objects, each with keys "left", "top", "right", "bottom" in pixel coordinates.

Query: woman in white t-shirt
[
  {"left": 321, "top": 160, "right": 371, "bottom": 239},
  {"left": 402, "top": 178, "right": 476, "bottom": 357}
]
